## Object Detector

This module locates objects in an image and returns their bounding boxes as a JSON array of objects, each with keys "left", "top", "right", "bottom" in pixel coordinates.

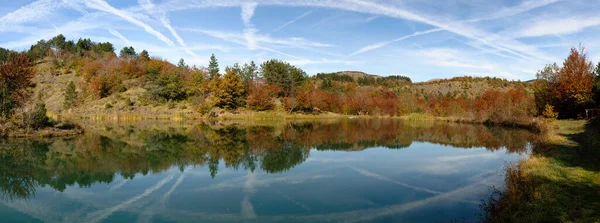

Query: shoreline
[
  {"left": 481, "top": 119, "right": 600, "bottom": 222},
  {"left": 3, "top": 111, "right": 549, "bottom": 139},
  {"left": 57, "top": 110, "right": 548, "bottom": 131}
]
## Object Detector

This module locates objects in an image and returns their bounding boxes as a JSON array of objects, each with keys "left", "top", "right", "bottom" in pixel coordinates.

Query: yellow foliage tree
[{"left": 212, "top": 70, "right": 245, "bottom": 110}]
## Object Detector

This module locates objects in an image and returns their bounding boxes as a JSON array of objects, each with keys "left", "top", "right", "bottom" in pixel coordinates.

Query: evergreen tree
[
  {"left": 76, "top": 38, "right": 93, "bottom": 51},
  {"left": 94, "top": 42, "right": 115, "bottom": 54},
  {"left": 119, "top": 46, "right": 137, "bottom": 58},
  {"left": 208, "top": 54, "right": 220, "bottom": 79},
  {"left": 177, "top": 58, "right": 187, "bottom": 68},
  {"left": 50, "top": 34, "right": 66, "bottom": 51},
  {"left": 260, "top": 59, "right": 307, "bottom": 96},
  {"left": 63, "top": 81, "right": 77, "bottom": 109},
  {"left": 140, "top": 50, "right": 150, "bottom": 61},
  {"left": 29, "top": 102, "right": 50, "bottom": 129},
  {"left": 242, "top": 61, "right": 258, "bottom": 82},
  {"left": 0, "top": 47, "right": 13, "bottom": 63}
]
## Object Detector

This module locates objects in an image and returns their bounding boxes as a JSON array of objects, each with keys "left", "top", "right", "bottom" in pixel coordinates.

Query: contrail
[
  {"left": 85, "top": 175, "right": 174, "bottom": 223},
  {"left": 350, "top": 166, "right": 443, "bottom": 195}
]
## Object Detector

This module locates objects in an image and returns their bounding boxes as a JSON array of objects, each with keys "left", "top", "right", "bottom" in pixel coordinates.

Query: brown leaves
[{"left": 0, "top": 53, "right": 35, "bottom": 116}]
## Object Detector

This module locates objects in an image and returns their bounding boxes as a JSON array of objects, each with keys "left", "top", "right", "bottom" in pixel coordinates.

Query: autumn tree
[
  {"left": 260, "top": 59, "right": 307, "bottom": 96},
  {"left": 0, "top": 53, "right": 35, "bottom": 118},
  {"left": 212, "top": 69, "right": 245, "bottom": 110},
  {"left": 535, "top": 47, "right": 595, "bottom": 118},
  {"left": 246, "top": 83, "right": 274, "bottom": 111},
  {"left": 208, "top": 54, "right": 220, "bottom": 80},
  {"left": 63, "top": 81, "right": 77, "bottom": 109}
]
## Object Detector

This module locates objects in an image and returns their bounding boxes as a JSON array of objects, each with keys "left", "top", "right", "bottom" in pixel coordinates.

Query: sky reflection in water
[{"left": 0, "top": 119, "right": 536, "bottom": 222}]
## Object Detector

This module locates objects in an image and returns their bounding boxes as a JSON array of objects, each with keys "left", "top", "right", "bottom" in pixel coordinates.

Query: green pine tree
[
  {"left": 208, "top": 54, "right": 220, "bottom": 80},
  {"left": 63, "top": 81, "right": 77, "bottom": 109}
]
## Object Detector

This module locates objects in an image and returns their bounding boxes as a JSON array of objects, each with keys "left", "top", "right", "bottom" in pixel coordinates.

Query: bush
[
  {"left": 63, "top": 81, "right": 77, "bottom": 109},
  {"left": 247, "top": 83, "right": 274, "bottom": 111},
  {"left": 542, "top": 104, "right": 558, "bottom": 121},
  {"left": 25, "top": 102, "right": 50, "bottom": 129},
  {"left": 145, "top": 70, "right": 187, "bottom": 102}
]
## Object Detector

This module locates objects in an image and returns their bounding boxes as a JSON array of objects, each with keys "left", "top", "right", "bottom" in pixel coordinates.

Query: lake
[{"left": 0, "top": 119, "right": 537, "bottom": 222}]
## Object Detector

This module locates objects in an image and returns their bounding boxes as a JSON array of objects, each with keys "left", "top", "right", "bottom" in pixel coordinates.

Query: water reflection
[{"left": 0, "top": 119, "right": 538, "bottom": 222}]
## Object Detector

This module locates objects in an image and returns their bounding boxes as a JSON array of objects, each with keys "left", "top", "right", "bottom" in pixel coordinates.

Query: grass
[{"left": 481, "top": 119, "right": 600, "bottom": 223}]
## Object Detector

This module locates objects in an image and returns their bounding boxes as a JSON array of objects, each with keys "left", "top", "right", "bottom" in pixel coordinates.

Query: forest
[{"left": 1, "top": 35, "right": 600, "bottom": 133}]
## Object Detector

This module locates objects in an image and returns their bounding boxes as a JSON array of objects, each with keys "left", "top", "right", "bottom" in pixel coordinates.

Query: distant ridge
[{"left": 333, "top": 71, "right": 380, "bottom": 80}]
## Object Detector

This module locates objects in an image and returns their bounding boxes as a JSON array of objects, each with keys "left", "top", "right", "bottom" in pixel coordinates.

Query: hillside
[{"left": 0, "top": 34, "right": 544, "bottom": 131}]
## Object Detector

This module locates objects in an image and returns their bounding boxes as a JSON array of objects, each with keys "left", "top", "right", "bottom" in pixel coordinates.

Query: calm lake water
[{"left": 0, "top": 119, "right": 537, "bottom": 222}]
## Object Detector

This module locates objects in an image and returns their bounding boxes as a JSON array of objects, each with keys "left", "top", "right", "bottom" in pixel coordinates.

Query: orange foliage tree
[{"left": 534, "top": 46, "right": 595, "bottom": 118}]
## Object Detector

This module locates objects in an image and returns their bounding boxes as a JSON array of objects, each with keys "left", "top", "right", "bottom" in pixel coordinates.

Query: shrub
[
  {"left": 25, "top": 102, "right": 50, "bottom": 129},
  {"left": 542, "top": 104, "right": 558, "bottom": 121},
  {"left": 63, "top": 81, "right": 77, "bottom": 109},
  {"left": 145, "top": 70, "right": 187, "bottom": 102},
  {"left": 247, "top": 83, "right": 274, "bottom": 111}
]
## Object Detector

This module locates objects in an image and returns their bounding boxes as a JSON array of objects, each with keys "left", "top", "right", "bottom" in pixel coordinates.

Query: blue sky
[{"left": 1, "top": 0, "right": 600, "bottom": 82}]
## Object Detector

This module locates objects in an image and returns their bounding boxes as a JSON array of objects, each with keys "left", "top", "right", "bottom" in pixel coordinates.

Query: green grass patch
[{"left": 482, "top": 119, "right": 600, "bottom": 222}]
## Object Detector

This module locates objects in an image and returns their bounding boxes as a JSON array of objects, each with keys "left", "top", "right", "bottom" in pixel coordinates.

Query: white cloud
[
  {"left": 419, "top": 48, "right": 498, "bottom": 70},
  {"left": 138, "top": 0, "right": 155, "bottom": 11},
  {"left": 147, "top": 0, "right": 554, "bottom": 62},
  {"left": 84, "top": 0, "right": 175, "bottom": 46},
  {"left": 181, "top": 28, "right": 333, "bottom": 58},
  {"left": 0, "top": 0, "right": 89, "bottom": 31},
  {"left": 0, "top": 0, "right": 59, "bottom": 25},
  {"left": 466, "top": 0, "right": 563, "bottom": 22},
  {"left": 241, "top": 2, "right": 258, "bottom": 27},
  {"left": 240, "top": 2, "right": 259, "bottom": 50},
  {"left": 511, "top": 16, "right": 600, "bottom": 38}
]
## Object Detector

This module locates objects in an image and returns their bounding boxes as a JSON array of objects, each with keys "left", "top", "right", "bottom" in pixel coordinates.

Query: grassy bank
[
  {"left": 481, "top": 119, "right": 600, "bottom": 222},
  {"left": 0, "top": 120, "right": 83, "bottom": 138}
]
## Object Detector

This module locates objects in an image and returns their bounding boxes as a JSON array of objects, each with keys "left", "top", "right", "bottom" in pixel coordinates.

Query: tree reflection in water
[{"left": 0, "top": 119, "right": 539, "bottom": 200}]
